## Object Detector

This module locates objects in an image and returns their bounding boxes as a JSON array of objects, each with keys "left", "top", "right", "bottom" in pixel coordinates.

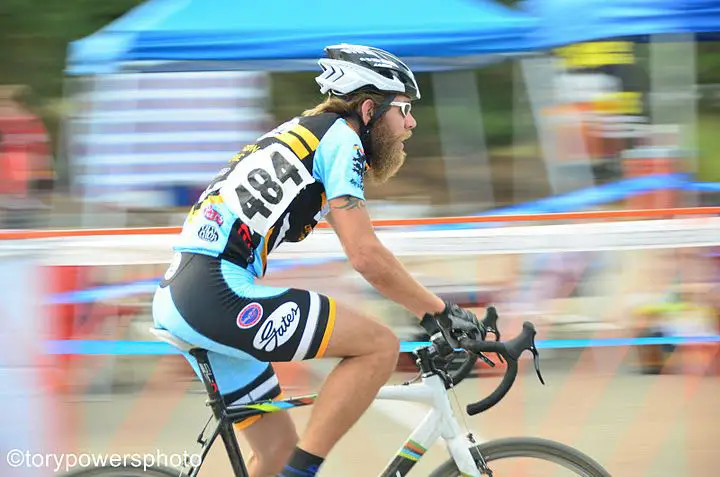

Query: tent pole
[
  {"left": 519, "top": 56, "right": 561, "bottom": 194},
  {"left": 521, "top": 54, "right": 597, "bottom": 196},
  {"left": 512, "top": 57, "right": 545, "bottom": 203},
  {"left": 55, "top": 75, "right": 73, "bottom": 195},
  {"left": 649, "top": 33, "right": 698, "bottom": 205},
  {"left": 431, "top": 70, "right": 494, "bottom": 212}
]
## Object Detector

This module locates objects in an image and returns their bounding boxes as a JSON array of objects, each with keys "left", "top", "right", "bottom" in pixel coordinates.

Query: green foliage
[
  {"left": 697, "top": 115, "right": 720, "bottom": 181},
  {"left": 0, "top": 0, "right": 141, "bottom": 123}
]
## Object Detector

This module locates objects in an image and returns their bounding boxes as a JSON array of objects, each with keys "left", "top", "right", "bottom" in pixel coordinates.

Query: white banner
[{"left": 1, "top": 217, "right": 719, "bottom": 266}]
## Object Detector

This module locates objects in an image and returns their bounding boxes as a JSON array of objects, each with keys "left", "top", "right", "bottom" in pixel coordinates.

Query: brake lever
[
  {"left": 481, "top": 307, "right": 501, "bottom": 340},
  {"left": 530, "top": 344, "right": 545, "bottom": 385},
  {"left": 480, "top": 306, "right": 503, "bottom": 364},
  {"left": 477, "top": 352, "right": 495, "bottom": 368},
  {"left": 455, "top": 330, "right": 497, "bottom": 368}
]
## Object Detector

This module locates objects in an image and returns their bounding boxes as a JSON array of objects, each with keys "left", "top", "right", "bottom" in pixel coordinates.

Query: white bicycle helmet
[{"left": 316, "top": 43, "right": 421, "bottom": 101}]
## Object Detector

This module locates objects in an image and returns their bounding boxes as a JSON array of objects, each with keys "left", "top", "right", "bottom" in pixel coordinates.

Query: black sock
[{"left": 278, "top": 446, "right": 324, "bottom": 477}]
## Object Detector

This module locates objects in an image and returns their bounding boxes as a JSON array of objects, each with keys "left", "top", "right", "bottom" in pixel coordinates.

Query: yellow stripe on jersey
[
  {"left": 316, "top": 298, "right": 337, "bottom": 358},
  {"left": 291, "top": 124, "right": 320, "bottom": 151},
  {"left": 276, "top": 132, "right": 310, "bottom": 159},
  {"left": 188, "top": 195, "right": 224, "bottom": 223},
  {"left": 260, "top": 226, "right": 274, "bottom": 276}
]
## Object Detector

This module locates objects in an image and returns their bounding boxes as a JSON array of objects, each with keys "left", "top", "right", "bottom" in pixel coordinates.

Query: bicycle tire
[
  {"left": 60, "top": 464, "right": 184, "bottom": 477},
  {"left": 429, "top": 437, "right": 611, "bottom": 477}
]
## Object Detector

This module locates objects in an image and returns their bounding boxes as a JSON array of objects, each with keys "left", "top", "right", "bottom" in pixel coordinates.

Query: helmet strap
[{"left": 358, "top": 95, "right": 394, "bottom": 164}]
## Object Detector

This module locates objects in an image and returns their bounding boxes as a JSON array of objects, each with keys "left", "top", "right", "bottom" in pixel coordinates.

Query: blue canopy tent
[
  {"left": 675, "top": 0, "right": 720, "bottom": 37},
  {"left": 525, "top": 0, "right": 720, "bottom": 48},
  {"left": 63, "top": 0, "right": 544, "bottom": 211},
  {"left": 67, "top": 0, "right": 541, "bottom": 75}
]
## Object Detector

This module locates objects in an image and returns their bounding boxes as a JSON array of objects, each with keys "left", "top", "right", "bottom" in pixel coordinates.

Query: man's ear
[{"left": 360, "top": 99, "right": 375, "bottom": 125}]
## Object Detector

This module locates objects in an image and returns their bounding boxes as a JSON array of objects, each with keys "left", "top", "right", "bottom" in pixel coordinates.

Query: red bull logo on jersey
[
  {"left": 237, "top": 303, "right": 263, "bottom": 329},
  {"left": 203, "top": 205, "right": 224, "bottom": 226}
]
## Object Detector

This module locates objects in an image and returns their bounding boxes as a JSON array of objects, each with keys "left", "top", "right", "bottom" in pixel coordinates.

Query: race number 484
[{"left": 219, "top": 143, "right": 315, "bottom": 235}]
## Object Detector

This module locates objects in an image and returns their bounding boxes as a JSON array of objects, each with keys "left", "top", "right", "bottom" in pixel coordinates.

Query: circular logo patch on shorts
[{"left": 236, "top": 303, "right": 263, "bottom": 329}]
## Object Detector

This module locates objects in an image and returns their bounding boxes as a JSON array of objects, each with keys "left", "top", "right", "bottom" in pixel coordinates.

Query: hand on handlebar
[
  {"left": 418, "top": 305, "right": 545, "bottom": 415},
  {"left": 420, "top": 302, "right": 486, "bottom": 356}
]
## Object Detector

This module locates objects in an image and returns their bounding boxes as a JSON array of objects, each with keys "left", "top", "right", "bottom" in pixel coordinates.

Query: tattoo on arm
[{"left": 331, "top": 196, "right": 366, "bottom": 210}]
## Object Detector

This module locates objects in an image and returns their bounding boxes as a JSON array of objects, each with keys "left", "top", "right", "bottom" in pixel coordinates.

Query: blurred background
[{"left": 1, "top": 0, "right": 720, "bottom": 475}]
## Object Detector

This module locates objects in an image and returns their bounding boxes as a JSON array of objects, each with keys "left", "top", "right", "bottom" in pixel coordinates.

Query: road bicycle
[{"left": 62, "top": 308, "right": 611, "bottom": 476}]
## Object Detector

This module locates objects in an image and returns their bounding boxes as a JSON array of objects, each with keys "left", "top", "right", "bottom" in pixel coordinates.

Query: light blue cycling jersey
[{"left": 171, "top": 112, "right": 368, "bottom": 278}]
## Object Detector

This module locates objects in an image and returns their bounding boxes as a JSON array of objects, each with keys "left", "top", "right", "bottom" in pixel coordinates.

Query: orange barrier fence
[
  {"left": 622, "top": 148, "right": 678, "bottom": 209},
  {"left": 2, "top": 206, "right": 720, "bottom": 241}
]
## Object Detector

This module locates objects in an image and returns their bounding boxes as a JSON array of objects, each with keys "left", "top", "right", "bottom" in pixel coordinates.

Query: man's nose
[{"left": 406, "top": 112, "right": 417, "bottom": 130}]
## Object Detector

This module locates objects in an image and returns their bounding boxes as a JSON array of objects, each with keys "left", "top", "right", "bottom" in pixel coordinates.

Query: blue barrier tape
[
  {"left": 683, "top": 182, "right": 720, "bottom": 192},
  {"left": 489, "top": 173, "right": 690, "bottom": 215},
  {"left": 417, "top": 173, "right": 691, "bottom": 231},
  {"left": 45, "top": 340, "right": 181, "bottom": 355},
  {"left": 48, "top": 257, "right": 342, "bottom": 305},
  {"left": 42, "top": 336, "right": 720, "bottom": 355},
  {"left": 48, "top": 279, "right": 160, "bottom": 305}
]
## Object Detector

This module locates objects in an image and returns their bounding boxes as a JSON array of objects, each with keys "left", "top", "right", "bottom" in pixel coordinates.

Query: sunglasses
[{"left": 389, "top": 101, "right": 412, "bottom": 118}]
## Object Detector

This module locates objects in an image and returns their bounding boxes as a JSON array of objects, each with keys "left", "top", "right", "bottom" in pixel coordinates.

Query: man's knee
[
  {"left": 368, "top": 323, "right": 400, "bottom": 371},
  {"left": 322, "top": 302, "right": 400, "bottom": 360},
  {"left": 378, "top": 324, "right": 401, "bottom": 356}
]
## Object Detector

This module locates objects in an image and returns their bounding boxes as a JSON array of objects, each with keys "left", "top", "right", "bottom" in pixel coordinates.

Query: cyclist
[{"left": 152, "top": 43, "right": 484, "bottom": 477}]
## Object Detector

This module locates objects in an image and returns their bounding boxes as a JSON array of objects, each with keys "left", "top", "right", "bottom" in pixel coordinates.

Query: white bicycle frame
[
  {"left": 148, "top": 327, "right": 483, "bottom": 476},
  {"left": 374, "top": 373, "right": 481, "bottom": 477}
]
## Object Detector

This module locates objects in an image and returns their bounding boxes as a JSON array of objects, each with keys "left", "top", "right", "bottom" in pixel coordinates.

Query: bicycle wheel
[
  {"left": 60, "top": 465, "right": 184, "bottom": 477},
  {"left": 430, "top": 437, "right": 611, "bottom": 477}
]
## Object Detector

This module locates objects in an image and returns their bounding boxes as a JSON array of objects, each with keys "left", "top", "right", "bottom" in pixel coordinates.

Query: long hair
[{"left": 302, "top": 91, "right": 386, "bottom": 118}]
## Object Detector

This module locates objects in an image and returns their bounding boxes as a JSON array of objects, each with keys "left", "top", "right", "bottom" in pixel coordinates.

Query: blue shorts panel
[{"left": 152, "top": 286, "right": 281, "bottom": 405}]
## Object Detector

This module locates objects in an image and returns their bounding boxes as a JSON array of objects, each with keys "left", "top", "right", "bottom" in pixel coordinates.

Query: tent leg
[
  {"left": 649, "top": 33, "right": 698, "bottom": 205},
  {"left": 431, "top": 70, "right": 494, "bottom": 211},
  {"left": 520, "top": 55, "right": 596, "bottom": 195}
]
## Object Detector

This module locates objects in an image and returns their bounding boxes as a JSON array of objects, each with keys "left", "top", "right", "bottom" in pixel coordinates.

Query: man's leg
[
  {"left": 239, "top": 411, "right": 298, "bottom": 477},
  {"left": 285, "top": 301, "right": 400, "bottom": 465}
]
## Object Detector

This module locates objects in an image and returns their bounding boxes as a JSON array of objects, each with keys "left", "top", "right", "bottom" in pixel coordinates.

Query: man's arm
[{"left": 325, "top": 195, "right": 445, "bottom": 319}]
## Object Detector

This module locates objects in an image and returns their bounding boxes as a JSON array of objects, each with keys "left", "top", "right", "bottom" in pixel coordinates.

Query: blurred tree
[{"left": 0, "top": 0, "right": 141, "bottom": 140}]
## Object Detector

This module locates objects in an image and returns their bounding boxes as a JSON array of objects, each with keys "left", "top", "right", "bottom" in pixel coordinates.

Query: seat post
[
  {"left": 189, "top": 348, "right": 251, "bottom": 477},
  {"left": 189, "top": 348, "right": 227, "bottom": 419}
]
